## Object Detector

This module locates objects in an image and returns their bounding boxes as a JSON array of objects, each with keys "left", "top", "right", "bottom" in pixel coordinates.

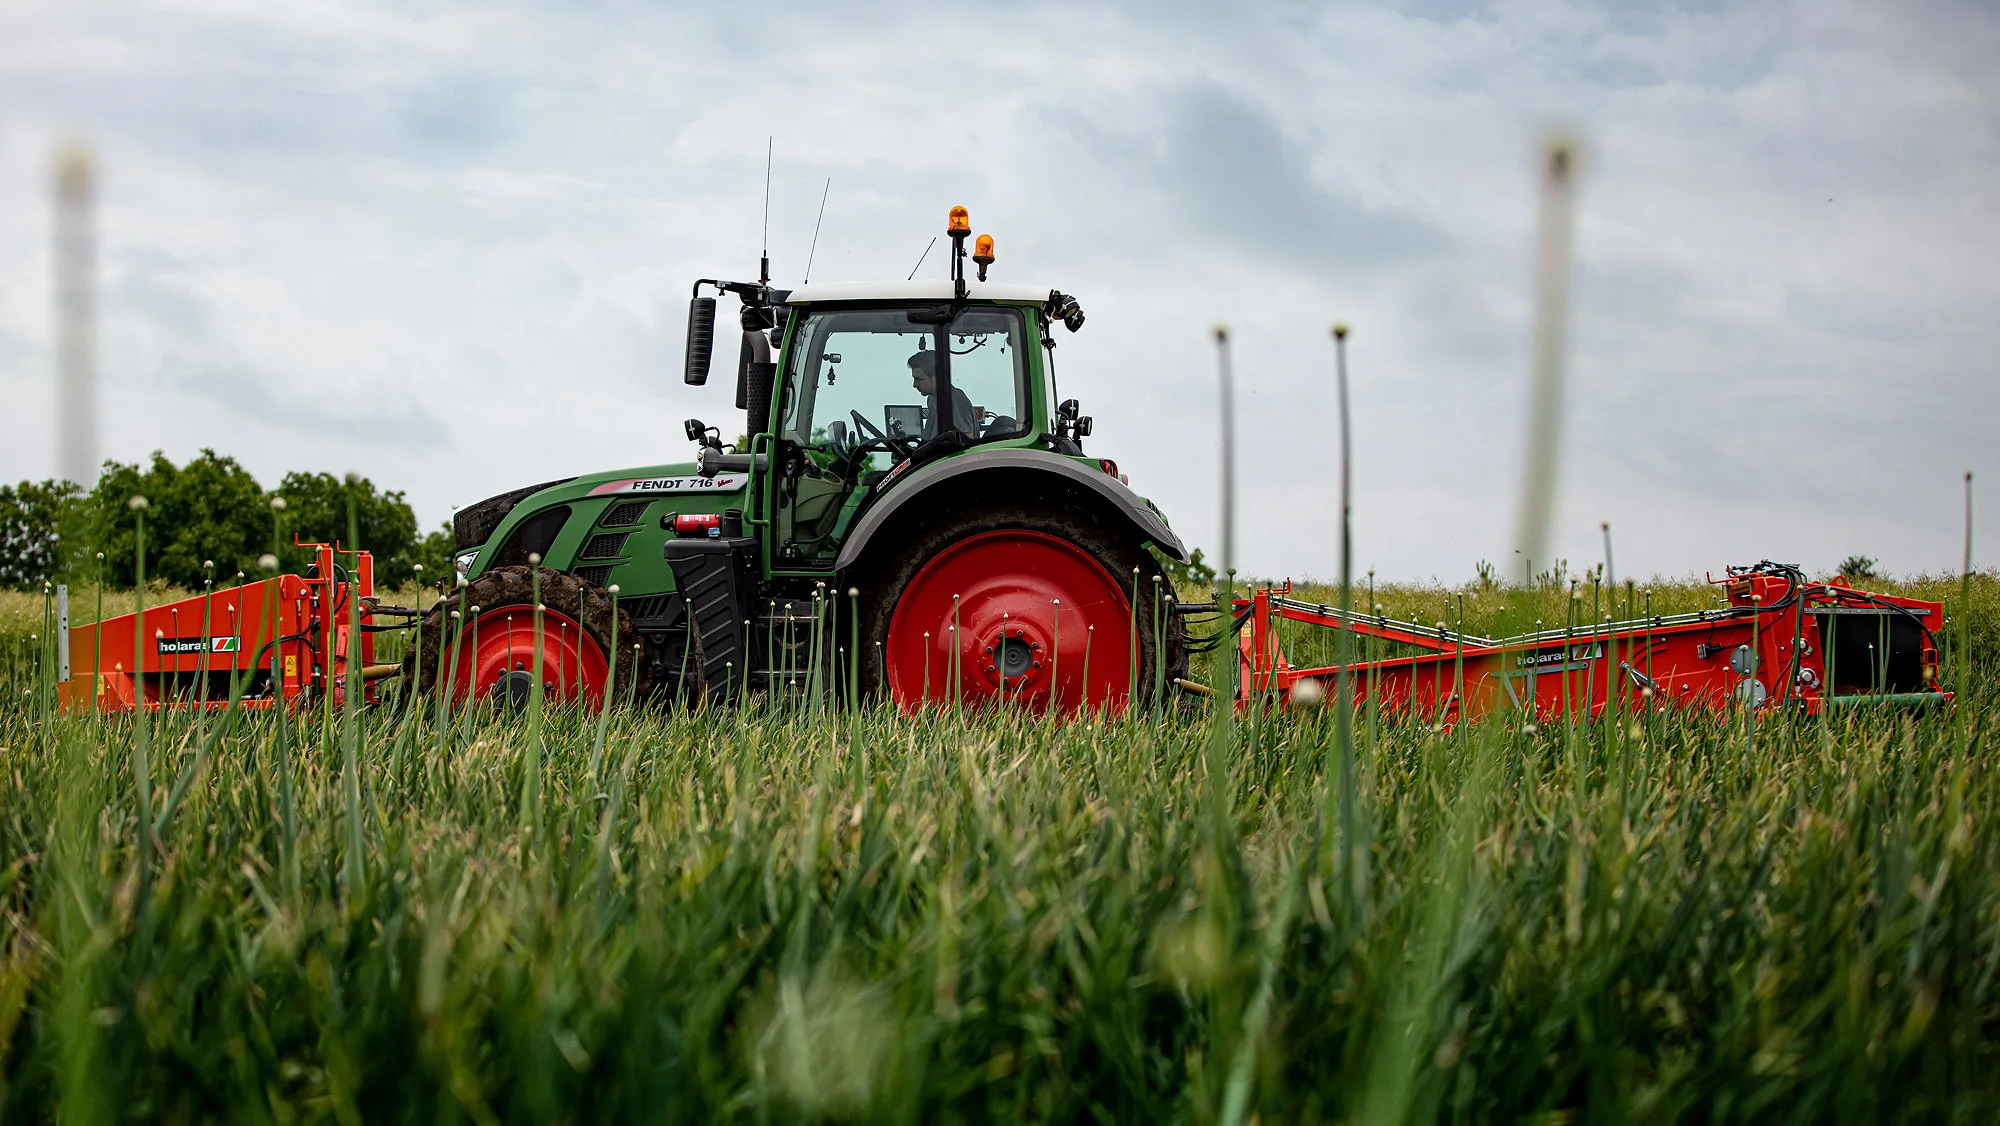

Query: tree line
[{"left": 0, "top": 450, "right": 452, "bottom": 591}]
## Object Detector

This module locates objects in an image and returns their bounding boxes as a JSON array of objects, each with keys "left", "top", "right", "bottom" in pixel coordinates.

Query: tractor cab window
[{"left": 781, "top": 305, "right": 1027, "bottom": 467}]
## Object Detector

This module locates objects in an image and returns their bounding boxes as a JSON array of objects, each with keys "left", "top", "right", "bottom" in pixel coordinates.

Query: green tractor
[{"left": 404, "top": 208, "right": 1189, "bottom": 713}]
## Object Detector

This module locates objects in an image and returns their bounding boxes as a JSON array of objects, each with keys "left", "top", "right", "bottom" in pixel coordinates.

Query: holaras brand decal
[
  {"left": 157, "top": 636, "right": 240, "bottom": 655},
  {"left": 587, "top": 475, "right": 746, "bottom": 496},
  {"left": 1512, "top": 642, "right": 1602, "bottom": 670}
]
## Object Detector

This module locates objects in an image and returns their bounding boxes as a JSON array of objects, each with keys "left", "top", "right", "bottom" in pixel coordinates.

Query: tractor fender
[{"left": 834, "top": 448, "right": 1187, "bottom": 570}]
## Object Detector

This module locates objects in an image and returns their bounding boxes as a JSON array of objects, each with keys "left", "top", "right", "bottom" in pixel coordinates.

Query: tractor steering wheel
[
  {"left": 850, "top": 409, "right": 922, "bottom": 461},
  {"left": 849, "top": 408, "right": 889, "bottom": 444}
]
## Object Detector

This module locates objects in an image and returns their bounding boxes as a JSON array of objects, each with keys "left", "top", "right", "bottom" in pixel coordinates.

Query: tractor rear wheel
[
  {"left": 855, "top": 504, "right": 1181, "bottom": 714},
  {"left": 401, "top": 566, "right": 646, "bottom": 706}
]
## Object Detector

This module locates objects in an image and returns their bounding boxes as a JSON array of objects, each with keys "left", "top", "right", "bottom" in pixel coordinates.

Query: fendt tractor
[
  {"left": 54, "top": 207, "right": 1952, "bottom": 720},
  {"left": 408, "top": 207, "right": 1191, "bottom": 713}
]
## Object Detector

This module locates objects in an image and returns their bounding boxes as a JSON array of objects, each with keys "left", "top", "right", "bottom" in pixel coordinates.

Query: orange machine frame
[
  {"left": 1236, "top": 564, "right": 1950, "bottom": 721},
  {"left": 57, "top": 540, "right": 382, "bottom": 714}
]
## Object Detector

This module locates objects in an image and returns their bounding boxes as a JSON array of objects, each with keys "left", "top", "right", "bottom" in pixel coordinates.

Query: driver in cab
[{"left": 908, "top": 350, "right": 978, "bottom": 440}]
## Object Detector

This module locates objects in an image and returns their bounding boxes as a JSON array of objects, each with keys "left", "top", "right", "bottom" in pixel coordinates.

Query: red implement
[
  {"left": 57, "top": 541, "right": 386, "bottom": 714},
  {"left": 1235, "top": 563, "right": 1949, "bottom": 721}
]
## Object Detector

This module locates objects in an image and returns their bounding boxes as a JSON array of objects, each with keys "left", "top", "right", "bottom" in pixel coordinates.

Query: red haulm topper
[
  {"left": 1235, "top": 562, "right": 1949, "bottom": 721},
  {"left": 57, "top": 540, "right": 389, "bottom": 714}
]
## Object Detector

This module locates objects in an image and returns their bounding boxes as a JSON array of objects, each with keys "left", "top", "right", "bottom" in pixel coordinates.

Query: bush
[
  {"left": 1154, "top": 545, "right": 1218, "bottom": 592},
  {"left": 273, "top": 471, "right": 429, "bottom": 588},
  {"left": 0, "top": 480, "right": 82, "bottom": 589},
  {"left": 0, "top": 451, "right": 439, "bottom": 591},
  {"left": 1838, "top": 554, "right": 1881, "bottom": 581},
  {"left": 87, "top": 450, "right": 269, "bottom": 588}
]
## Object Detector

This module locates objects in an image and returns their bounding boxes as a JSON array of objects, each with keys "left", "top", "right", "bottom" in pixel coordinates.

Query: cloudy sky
[{"left": 2, "top": 0, "right": 1994, "bottom": 583}]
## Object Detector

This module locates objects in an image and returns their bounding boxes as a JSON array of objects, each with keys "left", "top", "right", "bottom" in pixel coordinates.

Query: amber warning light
[
  {"left": 973, "top": 234, "right": 995, "bottom": 281},
  {"left": 948, "top": 205, "right": 970, "bottom": 234}
]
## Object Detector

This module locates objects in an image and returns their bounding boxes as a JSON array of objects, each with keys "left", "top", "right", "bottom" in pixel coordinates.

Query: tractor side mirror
[
  {"left": 684, "top": 297, "right": 716, "bottom": 385},
  {"left": 827, "top": 420, "right": 848, "bottom": 448}
]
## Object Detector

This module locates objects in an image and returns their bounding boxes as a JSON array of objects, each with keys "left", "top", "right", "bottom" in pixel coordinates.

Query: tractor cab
[
  {"left": 754, "top": 281, "right": 1078, "bottom": 571},
  {"left": 680, "top": 208, "right": 1102, "bottom": 578}
]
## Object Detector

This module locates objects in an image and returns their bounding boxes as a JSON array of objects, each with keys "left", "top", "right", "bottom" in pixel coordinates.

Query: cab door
[{"left": 769, "top": 304, "right": 1031, "bottom": 573}]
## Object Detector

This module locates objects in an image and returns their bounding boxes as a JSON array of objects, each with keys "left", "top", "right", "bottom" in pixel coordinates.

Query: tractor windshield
[{"left": 781, "top": 306, "right": 1027, "bottom": 461}]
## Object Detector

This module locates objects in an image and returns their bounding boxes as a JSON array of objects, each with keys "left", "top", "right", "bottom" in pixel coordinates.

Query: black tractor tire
[
  {"left": 400, "top": 565, "right": 649, "bottom": 700},
  {"left": 850, "top": 503, "right": 1185, "bottom": 708}
]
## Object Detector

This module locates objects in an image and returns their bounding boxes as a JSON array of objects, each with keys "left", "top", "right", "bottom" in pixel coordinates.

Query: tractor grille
[
  {"left": 571, "top": 565, "right": 613, "bottom": 588},
  {"left": 579, "top": 532, "right": 631, "bottom": 561},
  {"left": 601, "top": 500, "right": 648, "bottom": 527}
]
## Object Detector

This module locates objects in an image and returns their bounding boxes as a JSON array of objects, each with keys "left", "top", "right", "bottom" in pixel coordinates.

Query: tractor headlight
[{"left": 453, "top": 549, "right": 477, "bottom": 579}]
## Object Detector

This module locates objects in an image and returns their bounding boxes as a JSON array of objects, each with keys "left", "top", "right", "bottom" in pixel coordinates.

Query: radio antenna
[
  {"left": 803, "top": 177, "right": 831, "bottom": 284},
  {"left": 906, "top": 236, "right": 937, "bottom": 280},
  {"left": 759, "top": 137, "right": 772, "bottom": 287}
]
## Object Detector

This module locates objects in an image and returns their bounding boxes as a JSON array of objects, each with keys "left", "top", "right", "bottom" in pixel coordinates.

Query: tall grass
[{"left": 0, "top": 639, "right": 1996, "bottom": 1119}]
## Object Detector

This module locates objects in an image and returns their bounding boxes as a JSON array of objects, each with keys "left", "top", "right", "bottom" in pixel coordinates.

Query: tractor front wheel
[
  {"left": 858, "top": 505, "right": 1179, "bottom": 715},
  {"left": 401, "top": 566, "right": 645, "bottom": 707}
]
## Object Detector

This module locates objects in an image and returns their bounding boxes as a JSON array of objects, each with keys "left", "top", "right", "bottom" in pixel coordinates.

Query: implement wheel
[
  {"left": 857, "top": 505, "right": 1180, "bottom": 715},
  {"left": 401, "top": 566, "right": 646, "bottom": 706}
]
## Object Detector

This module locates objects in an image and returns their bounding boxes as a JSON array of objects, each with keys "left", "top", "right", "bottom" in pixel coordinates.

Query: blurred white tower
[{"left": 53, "top": 142, "right": 98, "bottom": 489}]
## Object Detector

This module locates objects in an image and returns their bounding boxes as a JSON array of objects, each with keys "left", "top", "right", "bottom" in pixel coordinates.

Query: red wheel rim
[
  {"left": 444, "top": 607, "right": 611, "bottom": 706},
  {"left": 886, "top": 529, "right": 1136, "bottom": 714}
]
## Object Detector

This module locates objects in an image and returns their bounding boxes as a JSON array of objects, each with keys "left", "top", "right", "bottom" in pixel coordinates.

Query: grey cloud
[
  {"left": 1399, "top": 268, "right": 1522, "bottom": 372},
  {"left": 0, "top": 317, "right": 38, "bottom": 386},
  {"left": 101, "top": 247, "right": 449, "bottom": 449},
  {"left": 1579, "top": 54, "right": 1663, "bottom": 89},
  {"left": 159, "top": 357, "right": 450, "bottom": 449},
  {"left": 1394, "top": 0, "right": 1490, "bottom": 23},
  {"left": 4, "top": 0, "right": 1995, "bottom": 578},
  {"left": 1598, "top": 0, "right": 1740, "bottom": 35},
  {"left": 1147, "top": 81, "right": 1455, "bottom": 277},
  {"left": 106, "top": 248, "right": 215, "bottom": 334},
  {"left": 402, "top": 77, "right": 513, "bottom": 149}
]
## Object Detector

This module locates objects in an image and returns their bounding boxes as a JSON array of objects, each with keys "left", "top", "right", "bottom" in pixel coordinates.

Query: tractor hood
[
  {"left": 559, "top": 462, "right": 750, "bottom": 502},
  {"left": 455, "top": 463, "right": 749, "bottom": 551},
  {"left": 462, "top": 462, "right": 752, "bottom": 540},
  {"left": 454, "top": 477, "right": 576, "bottom": 550}
]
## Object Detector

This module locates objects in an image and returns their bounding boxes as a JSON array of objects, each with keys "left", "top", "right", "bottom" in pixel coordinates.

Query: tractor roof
[{"left": 784, "top": 280, "right": 1054, "bottom": 305}]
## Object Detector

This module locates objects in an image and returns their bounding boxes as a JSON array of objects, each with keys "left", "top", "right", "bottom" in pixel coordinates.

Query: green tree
[
  {"left": 1152, "top": 544, "right": 1217, "bottom": 593},
  {"left": 0, "top": 479, "right": 83, "bottom": 589},
  {"left": 274, "top": 471, "right": 426, "bottom": 588},
  {"left": 88, "top": 450, "right": 268, "bottom": 588},
  {"left": 1838, "top": 554, "right": 1881, "bottom": 581},
  {"left": 411, "top": 520, "right": 455, "bottom": 586}
]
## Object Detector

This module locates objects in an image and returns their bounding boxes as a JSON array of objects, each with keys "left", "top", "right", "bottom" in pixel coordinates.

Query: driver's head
[{"left": 907, "top": 350, "right": 936, "bottom": 396}]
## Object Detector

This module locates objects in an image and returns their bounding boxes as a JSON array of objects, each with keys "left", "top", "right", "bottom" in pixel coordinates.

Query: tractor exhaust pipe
[
  {"left": 684, "top": 296, "right": 716, "bottom": 385},
  {"left": 741, "top": 328, "right": 776, "bottom": 437}
]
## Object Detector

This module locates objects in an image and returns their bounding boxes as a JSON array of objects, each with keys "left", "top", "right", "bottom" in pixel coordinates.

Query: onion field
[{"left": 0, "top": 576, "right": 1996, "bottom": 1121}]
